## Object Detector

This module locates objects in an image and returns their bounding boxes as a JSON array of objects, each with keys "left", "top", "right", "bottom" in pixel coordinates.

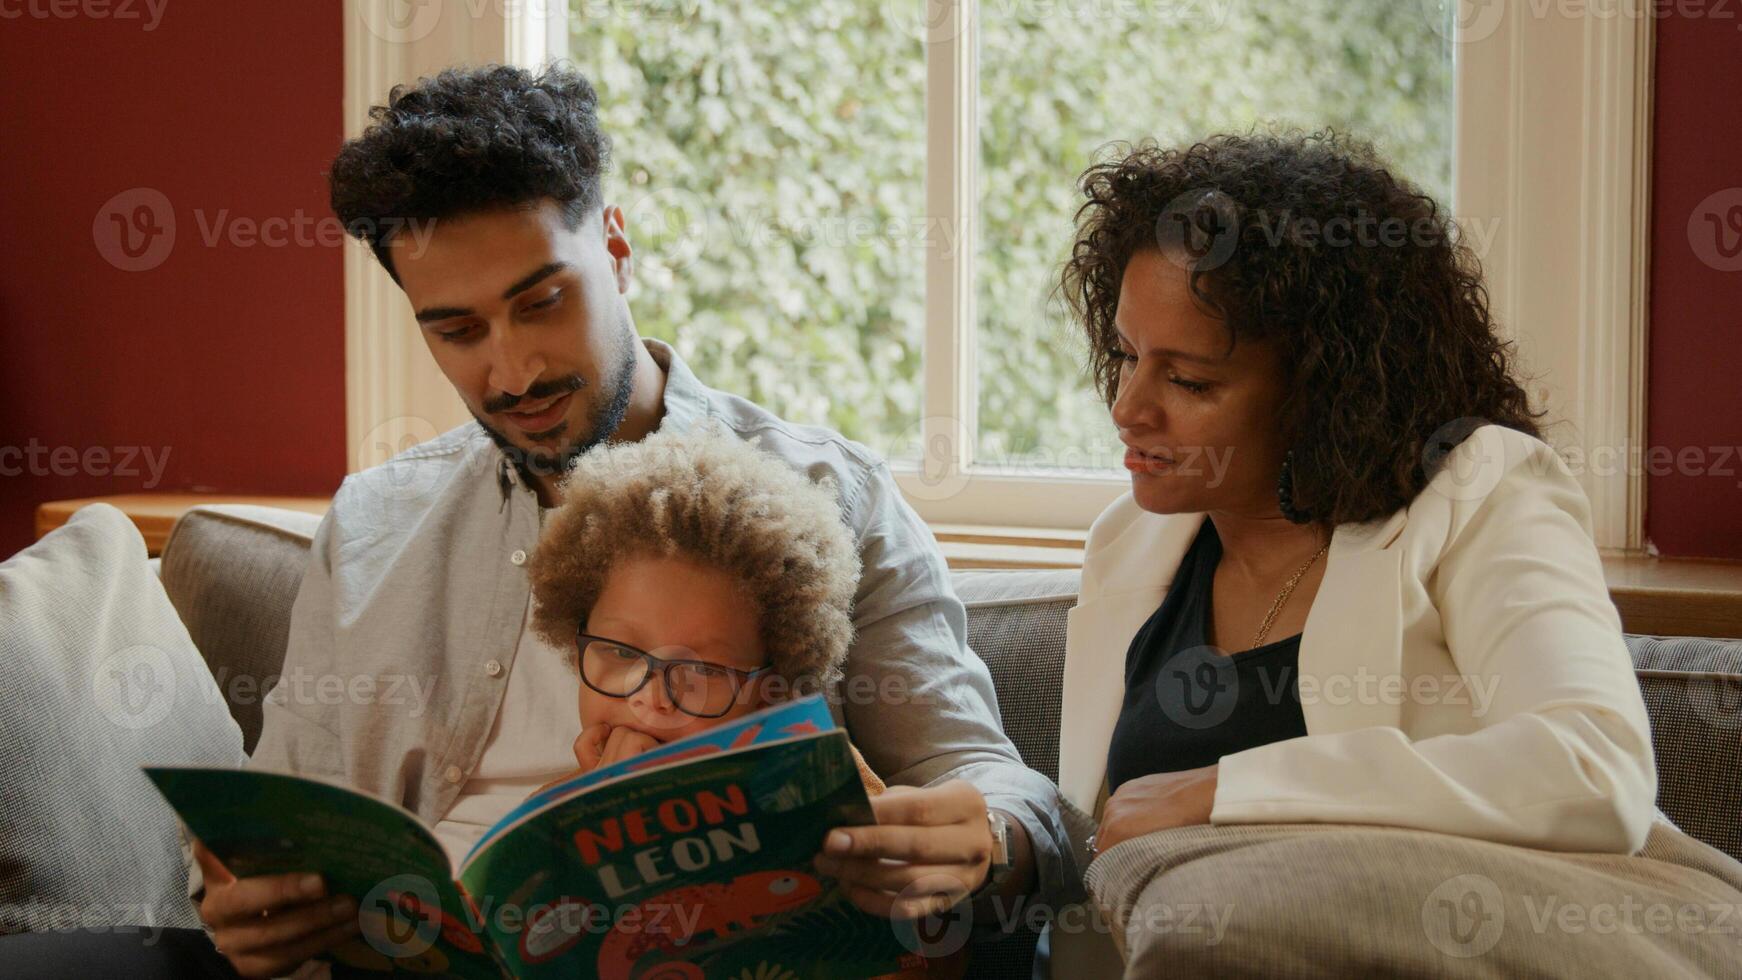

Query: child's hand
[
  {"left": 597, "top": 725, "right": 662, "bottom": 767},
  {"left": 533, "top": 724, "right": 664, "bottom": 797},
  {"left": 573, "top": 723, "right": 663, "bottom": 771},
  {"left": 573, "top": 723, "right": 612, "bottom": 772}
]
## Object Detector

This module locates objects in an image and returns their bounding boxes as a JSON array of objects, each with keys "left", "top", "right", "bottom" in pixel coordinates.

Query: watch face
[{"left": 990, "top": 811, "right": 1014, "bottom": 869}]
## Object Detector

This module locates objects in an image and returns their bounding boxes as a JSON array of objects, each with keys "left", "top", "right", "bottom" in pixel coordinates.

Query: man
[{"left": 187, "top": 64, "right": 1070, "bottom": 977}]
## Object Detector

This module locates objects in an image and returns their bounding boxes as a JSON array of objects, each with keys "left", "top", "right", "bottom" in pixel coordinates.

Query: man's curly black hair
[
  {"left": 1061, "top": 130, "right": 1542, "bottom": 527},
  {"left": 329, "top": 64, "right": 611, "bottom": 281}
]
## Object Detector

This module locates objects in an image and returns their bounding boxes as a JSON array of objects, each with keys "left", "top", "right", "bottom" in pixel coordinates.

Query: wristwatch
[{"left": 970, "top": 808, "right": 1016, "bottom": 900}]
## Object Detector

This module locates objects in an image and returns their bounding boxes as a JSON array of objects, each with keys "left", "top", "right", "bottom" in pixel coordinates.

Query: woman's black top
[{"left": 1104, "top": 520, "right": 1309, "bottom": 794}]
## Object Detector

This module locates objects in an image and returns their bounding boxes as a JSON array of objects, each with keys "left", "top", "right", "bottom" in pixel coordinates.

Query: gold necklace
[{"left": 1249, "top": 543, "right": 1330, "bottom": 649}]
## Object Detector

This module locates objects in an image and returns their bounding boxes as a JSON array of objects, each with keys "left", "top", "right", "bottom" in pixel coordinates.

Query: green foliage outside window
[{"left": 571, "top": 0, "right": 1452, "bottom": 468}]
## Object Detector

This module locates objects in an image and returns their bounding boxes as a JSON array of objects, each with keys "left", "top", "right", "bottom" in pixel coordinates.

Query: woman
[{"left": 1053, "top": 132, "right": 1742, "bottom": 976}]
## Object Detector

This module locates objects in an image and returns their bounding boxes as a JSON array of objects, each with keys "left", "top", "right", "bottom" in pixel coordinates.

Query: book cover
[{"left": 146, "top": 697, "right": 919, "bottom": 979}]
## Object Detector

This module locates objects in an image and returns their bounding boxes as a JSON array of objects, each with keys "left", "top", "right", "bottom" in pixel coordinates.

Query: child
[
  {"left": 525, "top": 423, "right": 882, "bottom": 794},
  {"left": 526, "top": 425, "right": 967, "bottom": 977}
]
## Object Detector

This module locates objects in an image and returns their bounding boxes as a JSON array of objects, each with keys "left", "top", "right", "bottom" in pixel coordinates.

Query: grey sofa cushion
[
  {"left": 159, "top": 505, "right": 322, "bottom": 754},
  {"left": 1627, "top": 635, "right": 1742, "bottom": 862},
  {"left": 954, "top": 569, "right": 1079, "bottom": 785},
  {"left": 0, "top": 505, "right": 246, "bottom": 935}
]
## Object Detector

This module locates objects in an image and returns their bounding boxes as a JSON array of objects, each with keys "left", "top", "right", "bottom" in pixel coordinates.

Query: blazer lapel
[
  {"left": 1298, "top": 510, "right": 1408, "bottom": 735},
  {"left": 1060, "top": 504, "right": 1413, "bottom": 810},
  {"left": 1059, "top": 511, "right": 1203, "bottom": 814}
]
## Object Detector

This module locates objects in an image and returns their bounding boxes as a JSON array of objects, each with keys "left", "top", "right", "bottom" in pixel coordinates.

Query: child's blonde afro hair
[{"left": 527, "top": 422, "right": 861, "bottom": 692}]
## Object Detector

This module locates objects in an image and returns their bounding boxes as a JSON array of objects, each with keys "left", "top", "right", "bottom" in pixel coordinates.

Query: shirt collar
[{"left": 643, "top": 337, "right": 710, "bottom": 436}]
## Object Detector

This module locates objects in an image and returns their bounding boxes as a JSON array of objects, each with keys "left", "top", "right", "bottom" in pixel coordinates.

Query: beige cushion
[
  {"left": 0, "top": 504, "right": 245, "bottom": 933},
  {"left": 158, "top": 505, "right": 321, "bottom": 754}
]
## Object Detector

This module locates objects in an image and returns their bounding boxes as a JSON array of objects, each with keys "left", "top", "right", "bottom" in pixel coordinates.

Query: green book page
[
  {"left": 145, "top": 767, "right": 510, "bottom": 979},
  {"left": 458, "top": 733, "right": 918, "bottom": 980}
]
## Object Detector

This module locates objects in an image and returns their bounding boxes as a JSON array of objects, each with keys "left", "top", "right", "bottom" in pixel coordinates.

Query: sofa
[{"left": 9, "top": 503, "right": 1740, "bottom": 977}]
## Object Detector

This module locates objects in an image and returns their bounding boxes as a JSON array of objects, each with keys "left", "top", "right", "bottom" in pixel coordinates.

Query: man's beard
[{"left": 473, "top": 319, "right": 640, "bottom": 483}]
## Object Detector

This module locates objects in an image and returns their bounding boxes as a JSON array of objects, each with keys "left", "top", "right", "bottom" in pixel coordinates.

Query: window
[
  {"left": 570, "top": 0, "right": 1453, "bottom": 519},
  {"left": 346, "top": 1, "right": 1652, "bottom": 543}
]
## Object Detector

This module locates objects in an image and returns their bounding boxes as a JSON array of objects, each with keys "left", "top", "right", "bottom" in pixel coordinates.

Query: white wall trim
[{"left": 1454, "top": 4, "right": 1655, "bottom": 551}]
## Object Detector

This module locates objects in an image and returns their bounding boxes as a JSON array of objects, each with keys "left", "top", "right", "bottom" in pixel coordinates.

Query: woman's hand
[
  {"left": 1094, "top": 764, "right": 1219, "bottom": 856},
  {"left": 813, "top": 780, "right": 994, "bottom": 920},
  {"left": 192, "top": 839, "right": 359, "bottom": 979}
]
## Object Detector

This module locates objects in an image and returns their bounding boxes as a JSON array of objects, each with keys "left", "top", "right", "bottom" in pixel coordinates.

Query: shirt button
[
  {"left": 444, "top": 765, "right": 463, "bottom": 784},
  {"left": 510, "top": 549, "right": 527, "bottom": 566},
  {"left": 485, "top": 660, "right": 503, "bottom": 677}
]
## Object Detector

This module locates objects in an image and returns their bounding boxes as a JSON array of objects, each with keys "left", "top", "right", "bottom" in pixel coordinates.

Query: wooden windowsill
[
  {"left": 34, "top": 493, "right": 331, "bottom": 556},
  {"left": 34, "top": 496, "right": 1742, "bottom": 639}
]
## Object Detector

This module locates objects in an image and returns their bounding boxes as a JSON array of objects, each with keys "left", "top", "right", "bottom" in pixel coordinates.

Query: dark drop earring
[{"left": 1277, "top": 450, "right": 1313, "bottom": 525}]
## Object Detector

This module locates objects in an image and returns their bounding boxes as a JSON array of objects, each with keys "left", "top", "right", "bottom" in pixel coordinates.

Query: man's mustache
[{"left": 483, "top": 374, "right": 586, "bottom": 414}]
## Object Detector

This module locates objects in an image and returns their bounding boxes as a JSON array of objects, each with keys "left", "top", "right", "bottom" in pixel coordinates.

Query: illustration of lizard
[{"left": 597, "top": 870, "right": 822, "bottom": 980}]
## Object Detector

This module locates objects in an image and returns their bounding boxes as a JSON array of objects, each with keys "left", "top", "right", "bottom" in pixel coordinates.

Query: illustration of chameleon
[{"left": 597, "top": 870, "right": 822, "bottom": 980}]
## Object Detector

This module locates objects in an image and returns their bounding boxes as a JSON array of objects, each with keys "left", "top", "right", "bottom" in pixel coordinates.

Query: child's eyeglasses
[{"left": 575, "top": 631, "right": 773, "bottom": 719}]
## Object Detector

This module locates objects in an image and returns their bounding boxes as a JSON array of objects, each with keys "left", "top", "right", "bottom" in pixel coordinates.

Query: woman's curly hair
[
  {"left": 1061, "top": 130, "right": 1542, "bottom": 526},
  {"left": 329, "top": 63, "right": 610, "bottom": 281},
  {"left": 527, "top": 424, "right": 861, "bottom": 693}
]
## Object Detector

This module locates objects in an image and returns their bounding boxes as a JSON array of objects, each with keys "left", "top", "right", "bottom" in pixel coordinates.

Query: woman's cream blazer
[{"left": 1060, "top": 425, "right": 1658, "bottom": 854}]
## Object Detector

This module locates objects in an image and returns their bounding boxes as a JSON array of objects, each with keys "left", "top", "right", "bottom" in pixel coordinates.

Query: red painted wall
[
  {"left": 1648, "top": 9, "right": 1742, "bottom": 559},
  {"left": 0, "top": 2, "right": 347, "bottom": 559}
]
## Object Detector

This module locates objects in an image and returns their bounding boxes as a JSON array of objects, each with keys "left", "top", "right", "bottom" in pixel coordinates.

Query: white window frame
[{"left": 346, "top": 0, "right": 1654, "bottom": 549}]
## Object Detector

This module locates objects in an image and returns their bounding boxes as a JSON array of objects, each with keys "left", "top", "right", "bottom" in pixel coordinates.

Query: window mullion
[{"left": 922, "top": 0, "right": 978, "bottom": 477}]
